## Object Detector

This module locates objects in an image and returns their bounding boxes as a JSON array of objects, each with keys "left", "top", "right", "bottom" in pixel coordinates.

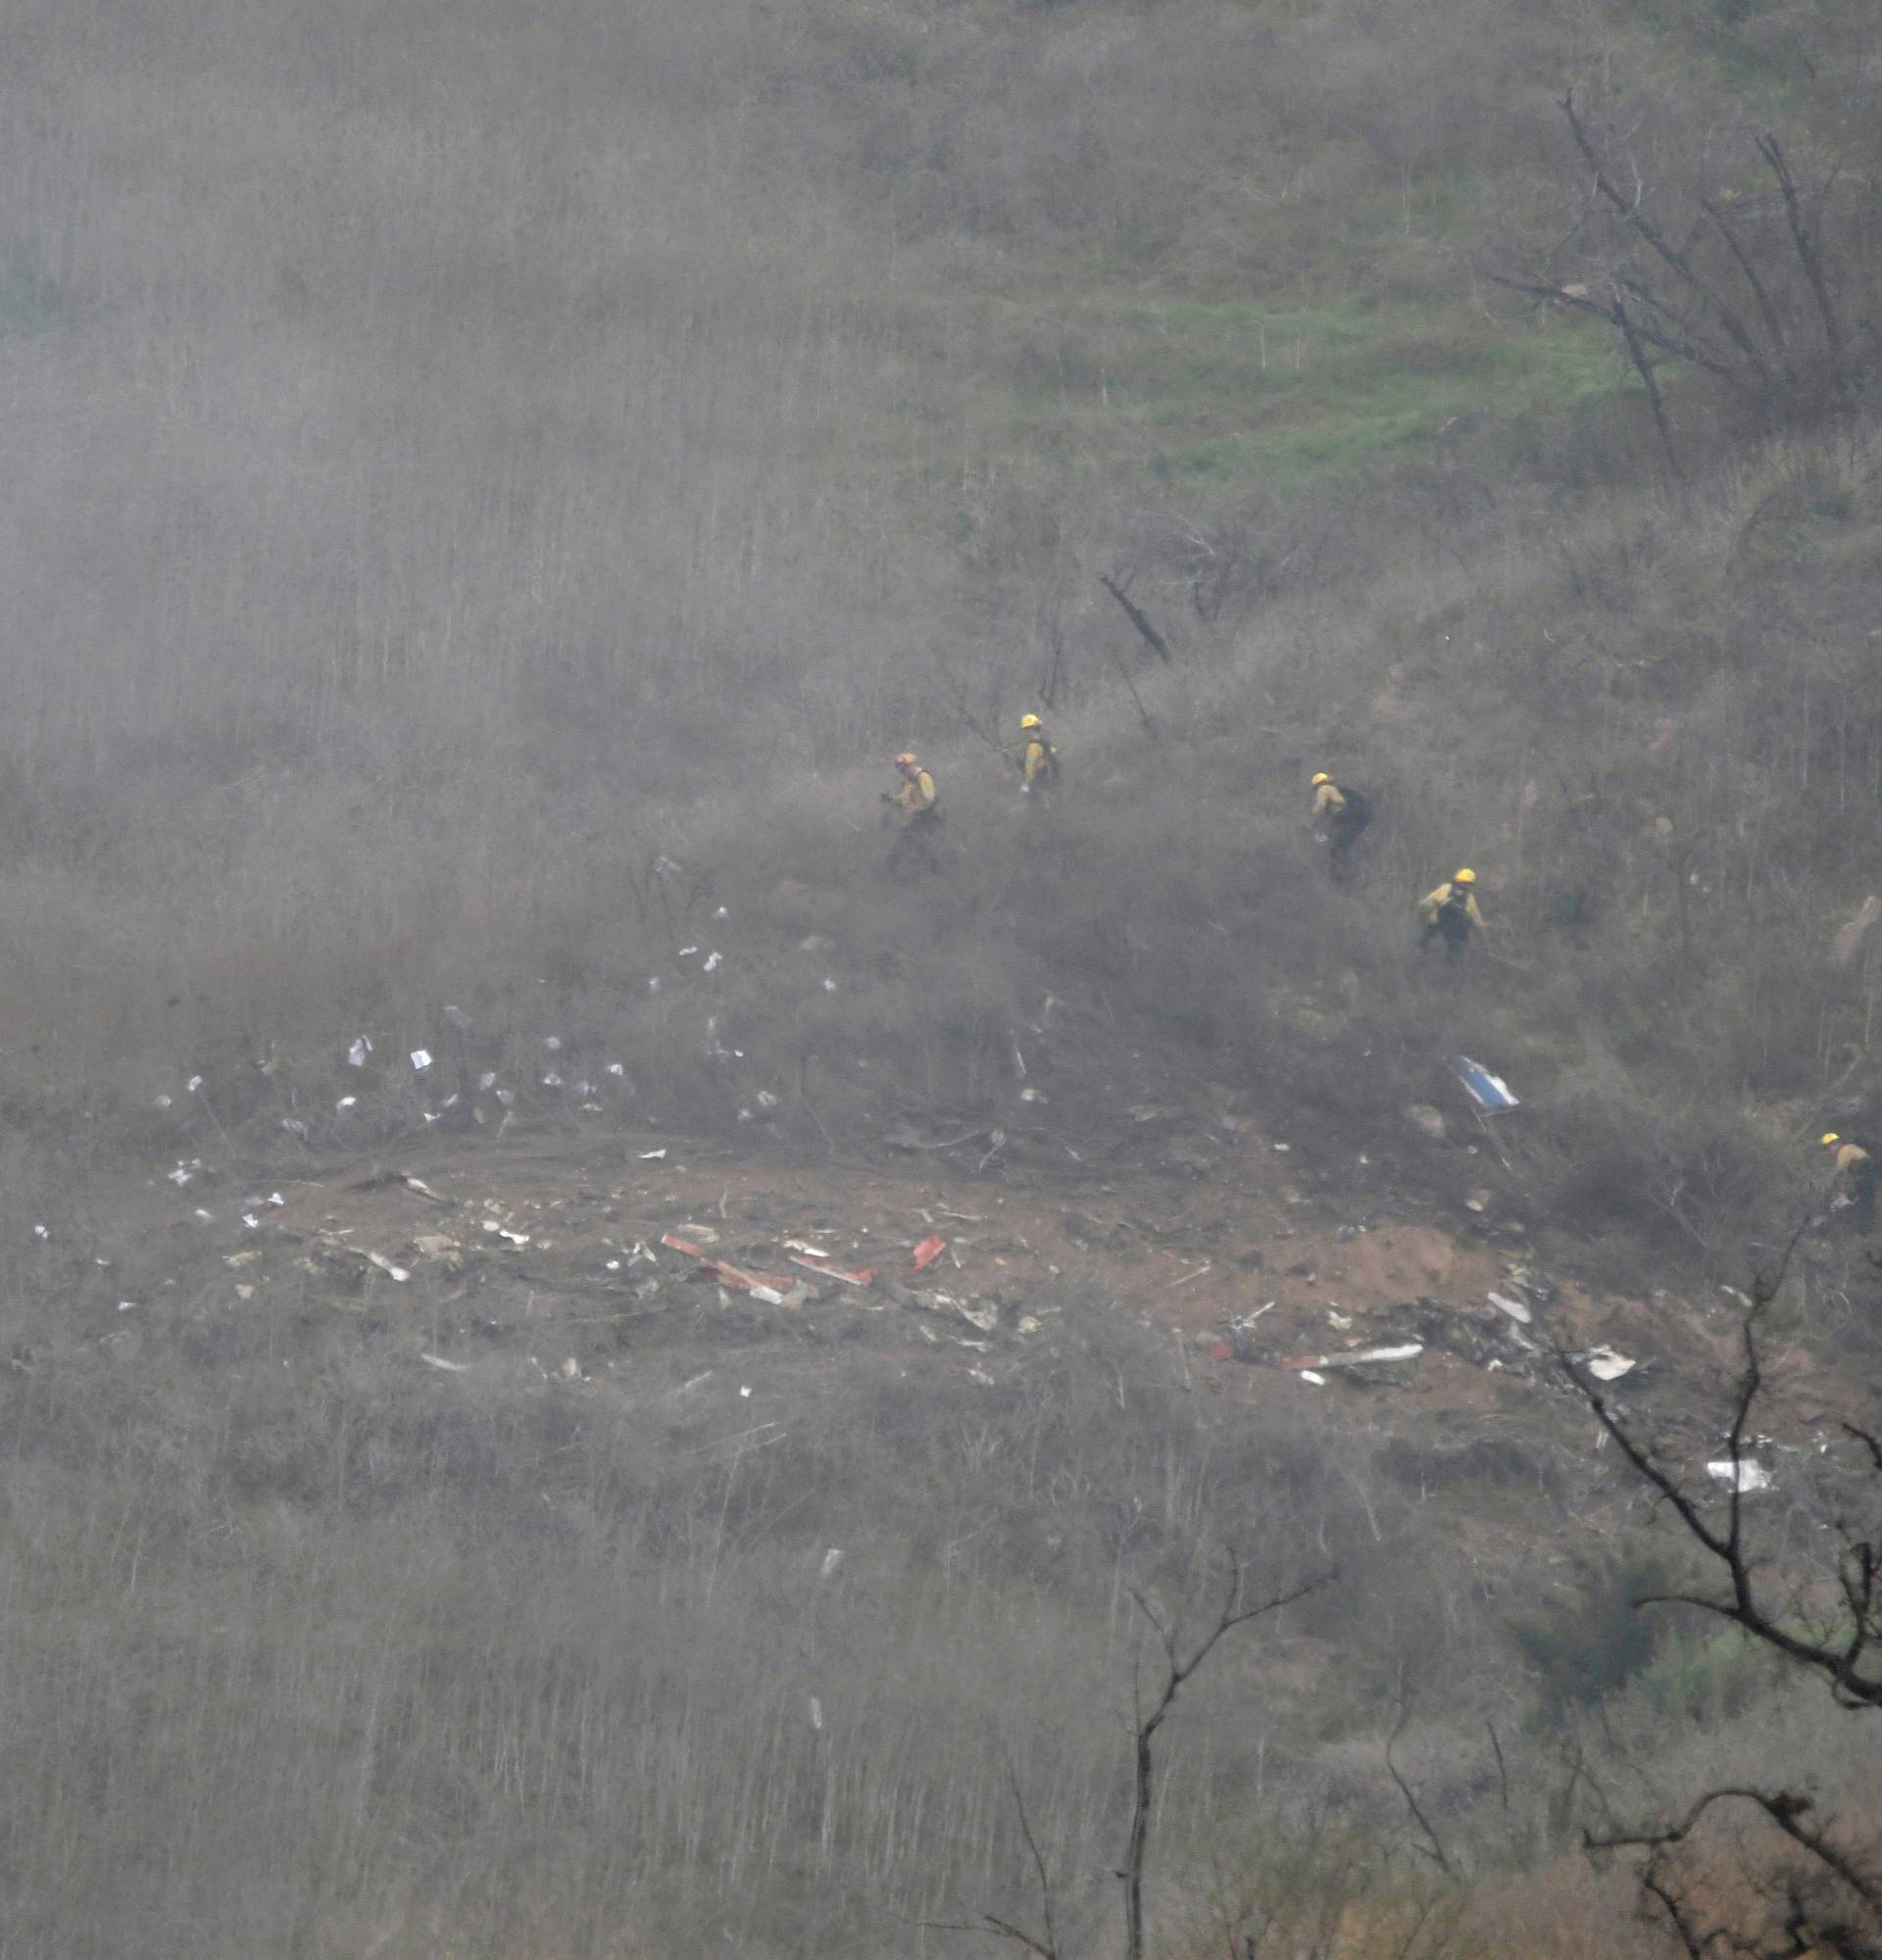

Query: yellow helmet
[
  {"left": 1020, "top": 713, "right": 1042, "bottom": 731},
  {"left": 1311, "top": 771, "right": 1331, "bottom": 786},
  {"left": 894, "top": 752, "right": 917, "bottom": 768},
  {"left": 1822, "top": 1132, "right": 1843, "bottom": 1148},
  {"left": 1454, "top": 867, "right": 1477, "bottom": 884}
]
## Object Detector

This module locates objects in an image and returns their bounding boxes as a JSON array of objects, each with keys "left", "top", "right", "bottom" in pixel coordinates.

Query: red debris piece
[
  {"left": 789, "top": 1253, "right": 876, "bottom": 1287},
  {"left": 702, "top": 1258, "right": 796, "bottom": 1296},
  {"left": 1209, "top": 1341, "right": 1234, "bottom": 1363},
  {"left": 910, "top": 1234, "right": 947, "bottom": 1272},
  {"left": 661, "top": 1234, "right": 707, "bottom": 1258}
]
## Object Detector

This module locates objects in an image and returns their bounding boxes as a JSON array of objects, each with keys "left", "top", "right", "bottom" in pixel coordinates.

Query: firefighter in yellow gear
[
  {"left": 1017, "top": 713, "right": 1059, "bottom": 797},
  {"left": 1311, "top": 771, "right": 1371, "bottom": 881},
  {"left": 1821, "top": 1132, "right": 1877, "bottom": 1227},
  {"left": 882, "top": 753, "right": 943, "bottom": 875},
  {"left": 1418, "top": 868, "right": 1485, "bottom": 962}
]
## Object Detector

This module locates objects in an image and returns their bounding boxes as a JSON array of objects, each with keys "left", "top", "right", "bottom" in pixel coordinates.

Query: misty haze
[{"left": 3, "top": 0, "right": 1882, "bottom": 1954}]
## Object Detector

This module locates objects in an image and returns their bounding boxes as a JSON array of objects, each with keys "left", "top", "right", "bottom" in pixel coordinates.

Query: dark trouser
[
  {"left": 1329, "top": 809, "right": 1370, "bottom": 879},
  {"left": 887, "top": 808, "right": 944, "bottom": 876},
  {"left": 1420, "top": 915, "right": 1469, "bottom": 963},
  {"left": 1846, "top": 1161, "right": 1878, "bottom": 1229}
]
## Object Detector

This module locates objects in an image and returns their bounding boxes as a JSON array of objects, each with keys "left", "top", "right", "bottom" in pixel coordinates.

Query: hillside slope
[{"left": 3, "top": 0, "right": 1882, "bottom": 1951}]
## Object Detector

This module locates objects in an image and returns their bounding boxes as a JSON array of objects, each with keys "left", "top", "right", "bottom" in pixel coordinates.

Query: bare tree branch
[
  {"left": 1118, "top": 1554, "right": 1334, "bottom": 1960},
  {"left": 1099, "top": 573, "right": 1174, "bottom": 664},
  {"left": 1384, "top": 1691, "right": 1457, "bottom": 1882}
]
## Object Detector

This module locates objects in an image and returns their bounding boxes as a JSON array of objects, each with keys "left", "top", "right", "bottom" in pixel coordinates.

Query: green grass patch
[{"left": 961, "top": 291, "right": 1628, "bottom": 496}]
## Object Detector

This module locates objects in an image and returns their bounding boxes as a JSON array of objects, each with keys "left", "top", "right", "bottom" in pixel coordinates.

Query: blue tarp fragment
[{"left": 1453, "top": 1055, "right": 1518, "bottom": 1111}]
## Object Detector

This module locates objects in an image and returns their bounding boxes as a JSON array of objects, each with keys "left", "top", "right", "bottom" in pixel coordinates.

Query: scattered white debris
[
  {"left": 1579, "top": 1347, "right": 1636, "bottom": 1382},
  {"left": 421, "top": 1351, "right": 470, "bottom": 1374},
  {"left": 678, "top": 946, "right": 698, "bottom": 957},
  {"left": 242, "top": 1213, "right": 260, "bottom": 1230},
  {"left": 543, "top": 1072, "right": 563, "bottom": 1088},
  {"left": 154, "top": 1094, "right": 173, "bottom": 1110},
  {"left": 1291, "top": 1344, "right": 1424, "bottom": 1372},
  {"left": 495, "top": 1088, "right": 514, "bottom": 1106},
  {"left": 281, "top": 1117, "right": 308, "bottom": 1136},
  {"left": 410, "top": 1049, "right": 432, "bottom": 1072},
  {"left": 749, "top": 1285, "right": 786, "bottom": 1305},
  {"left": 348, "top": 1037, "right": 371, "bottom": 1067},
  {"left": 808, "top": 1695, "right": 823, "bottom": 1732},
  {"left": 31, "top": 1224, "right": 48, "bottom": 1241},
  {"left": 543, "top": 1036, "right": 563, "bottom": 1051},
  {"left": 186, "top": 1075, "right": 204, "bottom": 1094},
  {"left": 648, "top": 977, "right": 661, "bottom": 993},
  {"left": 1486, "top": 1291, "right": 1533, "bottom": 1326},
  {"left": 714, "top": 906, "right": 729, "bottom": 918},
  {"left": 168, "top": 1165, "right": 193, "bottom": 1187},
  {"left": 478, "top": 1071, "right": 498, "bottom": 1091},
  {"left": 366, "top": 1250, "right": 411, "bottom": 1283},
  {"left": 268, "top": 1193, "right": 284, "bottom": 1207},
  {"left": 704, "top": 951, "right": 722, "bottom": 973},
  {"left": 1706, "top": 1458, "right": 1772, "bottom": 1494},
  {"left": 1300, "top": 1370, "right": 1328, "bottom": 1386},
  {"left": 639, "top": 1149, "right": 668, "bottom": 1160},
  {"left": 607, "top": 1062, "right": 625, "bottom": 1077},
  {"left": 1327, "top": 1309, "right": 1352, "bottom": 1330},
  {"left": 560, "top": 1357, "right": 581, "bottom": 1382},
  {"left": 192, "top": 1208, "right": 216, "bottom": 1224},
  {"left": 336, "top": 1096, "right": 357, "bottom": 1112},
  {"left": 822, "top": 977, "right": 837, "bottom": 993},
  {"left": 757, "top": 1090, "right": 778, "bottom": 1109},
  {"left": 118, "top": 1300, "right": 138, "bottom": 1313},
  {"left": 820, "top": 1548, "right": 844, "bottom": 1579},
  {"left": 739, "top": 1385, "right": 752, "bottom": 1397}
]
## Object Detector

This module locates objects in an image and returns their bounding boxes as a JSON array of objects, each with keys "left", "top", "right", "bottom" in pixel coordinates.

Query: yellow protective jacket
[
  {"left": 1419, "top": 882, "right": 1485, "bottom": 929},
  {"left": 892, "top": 769, "right": 937, "bottom": 817},
  {"left": 1021, "top": 735, "right": 1056, "bottom": 788},
  {"left": 1312, "top": 781, "right": 1347, "bottom": 818},
  {"left": 1832, "top": 1141, "right": 1871, "bottom": 1178}
]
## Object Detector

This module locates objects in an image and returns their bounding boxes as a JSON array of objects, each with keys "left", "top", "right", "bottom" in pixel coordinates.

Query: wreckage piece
[
  {"left": 702, "top": 1256, "right": 796, "bottom": 1296},
  {"left": 1579, "top": 1346, "right": 1636, "bottom": 1383},
  {"left": 1706, "top": 1458, "right": 1772, "bottom": 1494},
  {"left": 1452, "top": 1056, "right": 1518, "bottom": 1111},
  {"left": 910, "top": 1234, "right": 946, "bottom": 1273},
  {"left": 1485, "top": 1291, "right": 1532, "bottom": 1326},
  {"left": 1282, "top": 1344, "right": 1424, "bottom": 1372},
  {"left": 787, "top": 1252, "right": 875, "bottom": 1287},
  {"left": 660, "top": 1232, "right": 795, "bottom": 1298}
]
